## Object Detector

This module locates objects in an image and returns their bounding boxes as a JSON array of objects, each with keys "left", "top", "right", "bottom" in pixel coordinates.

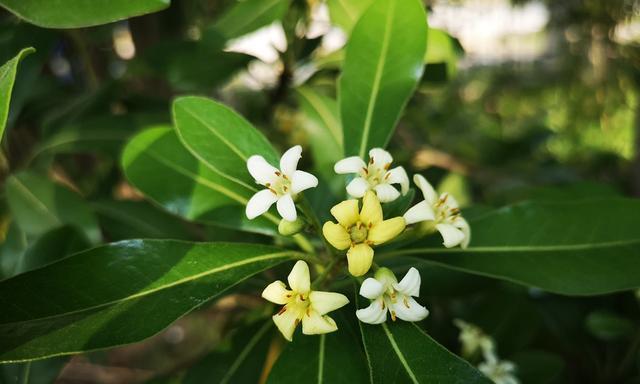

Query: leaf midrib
[
  {"left": 220, "top": 321, "right": 272, "bottom": 384},
  {"left": 8, "top": 177, "right": 62, "bottom": 226},
  {"left": 381, "top": 323, "right": 418, "bottom": 384}
]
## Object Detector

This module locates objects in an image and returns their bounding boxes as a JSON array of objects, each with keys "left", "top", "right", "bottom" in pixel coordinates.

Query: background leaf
[
  {"left": 0, "top": 47, "right": 34, "bottom": 140},
  {"left": 213, "top": 0, "right": 289, "bottom": 39}
]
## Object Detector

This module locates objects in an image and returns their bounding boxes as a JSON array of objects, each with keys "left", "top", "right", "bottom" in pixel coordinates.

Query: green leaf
[
  {"left": 0, "top": 357, "right": 68, "bottom": 384},
  {"left": 17, "top": 226, "right": 91, "bottom": 275},
  {"left": 213, "top": 0, "right": 289, "bottom": 39},
  {"left": 121, "top": 126, "right": 276, "bottom": 235},
  {"left": 326, "top": 0, "right": 373, "bottom": 33},
  {"left": 0, "top": 222, "right": 27, "bottom": 279},
  {"left": 0, "top": 47, "right": 34, "bottom": 141},
  {"left": 0, "top": 0, "right": 170, "bottom": 28},
  {"left": 585, "top": 310, "right": 635, "bottom": 341},
  {"left": 338, "top": 0, "right": 427, "bottom": 157},
  {"left": 5, "top": 172, "right": 101, "bottom": 244},
  {"left": 511, "top": 350, "right": 565, "bottom": 384},
  {"left": 358, "top": 320, "right": 492, "bottom": 383},
  {"left": 0, "top": 240, "right": 298, "bottom": 362},
  {"left": 385, "top": 199, "right": 640, "bottom": 295},
  {"left": 424, "top": 28, "right": 458, "bottom": 78}
]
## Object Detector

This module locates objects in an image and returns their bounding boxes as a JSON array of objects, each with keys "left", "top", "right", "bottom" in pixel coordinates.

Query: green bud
[
  {"left": 374, "top": 267, "right": 397, "bottom": 286},
  {"left": 278, "top": 217, "right": 305, "bottom": 236},
  {"left": 417, "top": 220, "right": 437, "bottom": 236}
]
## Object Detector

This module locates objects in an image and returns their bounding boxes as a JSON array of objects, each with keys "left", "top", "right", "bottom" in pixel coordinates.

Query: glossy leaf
[
  {"left": 213, "top": 0, "right": 289, "bottom": 39},
  {"left": 0, "top": 240, "right": 298, "bottom": 362},
  {"left": 326, "top": 0, "right": 373, "bottom": 33},
  {"left": 0, "top": 0, "right": 170, "bottom": 28},
  {"left": 0, "top": 47, "right": 34, "bottom": 140},
  {"left": 5, "top": 172, "right": 100, "bottom": 244},
  {"left": 16, "top": 226, "right": 90, "bottom": 275},
  {"left": 338, "top": 0, "right": 427, "bottom": 157},
  {"left": 385, "top": 199, "right": 640, "bottom": 295}
]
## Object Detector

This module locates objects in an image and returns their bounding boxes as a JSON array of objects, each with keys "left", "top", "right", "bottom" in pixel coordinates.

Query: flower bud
[{"left": 278, "top": 217, "right": 305, "bottom": 236}]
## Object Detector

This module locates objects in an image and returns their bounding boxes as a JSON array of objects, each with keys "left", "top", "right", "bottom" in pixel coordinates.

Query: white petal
[
  {"left": 272, "top": 305, "right": 301, "bottom": 341},
  {"left": 276, "top": 194, "right": 297, "bottom": 221},
  {"left": 359, "top": 277, "right": 385, "bottom": 300},
  {"left": 453, "top": 217, "right": 471, "bottom": 248},
  {"left": 346, "top": 177, "right": 370, "bottom": 198},
  {"left": 368, "top": 148, "right": 393, "bottom": 168},
  {"left": 309, "top": 291, "right": 349, "bottom": 315},
  {"left": 413, "top": 174, "right": 437, "bottom": 204},
  {"left": 391, "top": 296, "right": 429, "bottom": 322},
  {"left": 436, "top": 223, "right": 466, "bottom": 248},
  {"left": 280, "top": 145, "right": 302, "bottom": 177},
  {"left": 393, "top": 267, "right": 421, "bottom": 297},
  {"left": 247, "top": 155, "right": 279, "bottom": 185},
  {"left": 246, "top": 190, "right": 278, "bottom": 219},
  {"left": 386, "top": 166, "right": 409, "bottom": 195},
  {"left": 301, "top": 310, "right": 338, "bottom": 335},
  {"left": 291, "top": 170, "right": 318, "bottom": 194},
  {"left": 443, "top": 193, "right": 459, "bottom": 209},
  {"left": 356, "top": 298, "right": 388, "bottom": 324},
  {"left": 262, "top": 280, "right": 291, "bottom": 305},
  {"left": 403, "top": 200, "right": 435, "bottom": 225},
  {"left": 334, "top": 156, "right": 366, "bottom": 174},
  {"left": 287, "top": 260, "right": 310, "bottom": 294},
  {"left": 374, "top": 184, "right": 401, "bottom": 203}
]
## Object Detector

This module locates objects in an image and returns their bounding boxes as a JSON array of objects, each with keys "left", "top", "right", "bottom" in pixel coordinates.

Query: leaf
[
  {"left": 384, "top": 199, "right": 640, "bottom": 295},
  {"left": 0, "top": 222, "right": 27, "bottom": 279},
  {"left": 17, "top": 226, "right": 91, "bottom": 275},
  {"left": 121, "top": 126, "right": 276, "bottom": 235},
  {"left": 358, "top": 319, "right": 492, "bottom": 383},
  {"left": 213, "top": 0, "right": 289, "bottom": 39},
  {"left": 424, "top": 28, "right": 458, "bottom": 78},
  {"left": 510, "top": 350, "right": 565, "bottom": 384},
  {"left": 326, "top": 0, "right": 373, "bottom": 33},
  {"left": 0, "top": 47, "right": 34, "bottom": 140},
  {"left": 585, "top": 310, "right": 635, "bottom": 341},
  {"left": 0, "top": 240, "right": 299, "bottom": 362},
  {"left": 338, "top": 0, "right": 427, "bottom": 157},
  {"left": 0, "top": 0, "right": 170, "bottom": 28},
  {"left": 0, "top": 357, "right": 68, "bottom": 384},
  {"left": 5, "top": 172, "right": 101, "bottom": 244}
]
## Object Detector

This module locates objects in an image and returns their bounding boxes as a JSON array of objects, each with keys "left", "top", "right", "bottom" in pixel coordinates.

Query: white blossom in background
[
  {"left": 262, "top": 261, "right": 349, "bottom": 341},
  {"left": 479, "top": 358, "right": 519, "bottom": 384},
  {"left": 356, "top": 267, "right": 429, "bottom": 324},
  {"left": 246, "top": 145, "right": 318, "bottom": 222},
  {"left": 454, "top": 319, "right": 495, "bottom": 358},
  {"left": 404, "top": 174, "right": 471, "bottom": 248},
  {"left": 334, "top": 148, "right": 409, "bottom": 203}
]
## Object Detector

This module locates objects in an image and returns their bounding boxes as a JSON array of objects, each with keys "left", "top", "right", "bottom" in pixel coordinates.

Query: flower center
[
  {"left": 349, "top": 222, "right": 369, "bottom": 243},
  {"left": 434, "top": 193, "right": 460, "bottom": 223},
  {"left": 266, "top": 171, "right": 292, "bottom": 196},
  {"left": 361, "top": 163, "right": 390, "bottom": 186}
]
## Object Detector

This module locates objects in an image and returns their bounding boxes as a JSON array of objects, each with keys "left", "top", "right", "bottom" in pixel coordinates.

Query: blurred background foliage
[{"left": 0, "top": 0, "right": 639, "bottom": 383}]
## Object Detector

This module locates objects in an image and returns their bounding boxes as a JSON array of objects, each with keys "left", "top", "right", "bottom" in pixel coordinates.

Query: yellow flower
[
  {"left": 262, "top": 260, "right": 349, "bottom": 341},
  {"left": 322, "top": 191, "right": 406, "bottom": 276}
]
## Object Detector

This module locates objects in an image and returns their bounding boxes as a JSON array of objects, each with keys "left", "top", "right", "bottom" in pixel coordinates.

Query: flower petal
[
  {"left": 436, "top": 223, "right": 466, "bottom": 248},
  {"left": 309, "top": 291, "right": 349, "bottom": 315},
  {"left": 403, "top": 200, "right": 435, "bottom": 225},
  {"left": 247, "top": 155, "right": 279, "bottom": 185},
  {"left": 368, "top": 148, "right": 393, "bottom": 168},
  {"left": 346, "top": 177, "right": 369, "bottom": 198},
  {"left": 288, "top": 260, "right": 310, "bottom": 294},
  {"left": 393, "top": 267, "right": 421, "bottom": 297},
  {"left": 386, "top": 166, "right": 409, "bottom": 195},
  {"left": 413, "top": 174, "right": 437, "bottom": 204},
  {"left": 272, "top": 304, "right": 301, "bottom": 341},
  {"left": 346, "top": 243, "right": 374, "bottom": 277},
  {"left": 322, "top": 222, "right": 351, "bottom": 250},
  {"left": 334, "top": 156, "right": 366, "bottom": 174},
  {"left": 301, "top": 310, "right": 338, "bottom": 335},
  {"left": 444, "top": 193, "right": 460, "bottom": 209},
  {"left": 373, "top": 183, "right": 401, "bottom": 203},
  {"left": 360, "top": 190, "right": 383, "bottom": 226},
  {"left": 368, "top": 217, "right": 405, "bottom": 245},
  {"left": 330, "top": 199, "right": 360, "bottom": 227},
  {"left": 280, "top": 145, "right": 302, "bottom": 177},
  {"left": 262, "top": 280, "right": 291, "bottom": 304},
  {"left": 276, "top": 193, "right": 297, "bottom": 221},
  {"left": 453, "top": 216, "right": 471, "bottom": 248},
  {"left": 291, "top": 170, "right": 318, "bottom": 194},
  {"left": 359, "top": 277, "right": 385, "bottom": 299},
  {"left": 356, "top": 298, "right": 388, "bottom": 324},
  {"left": 246, "top": 189, "right": 278, "bottom": 219},
  {"left": 391, "top": 296, "right": 429, "bottom": 322}
]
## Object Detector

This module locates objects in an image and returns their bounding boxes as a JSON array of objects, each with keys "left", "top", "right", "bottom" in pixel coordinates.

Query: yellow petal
[
  {"left": 330, "top": 199, "right": 360, "bottom": 227},
  {"left": 262, "top": 280, "right": 291, "bottom": 305},
  {"left": 309, "top": 291, "right": 349, "bottom": 315},
  {"left": 272, "top": 304, "right": 302, "bottom": 341},
  {"left": 360, "top": 190, "right": 382, "bottom": 226},
  {"left": 288, "top": 260, "right": 310, "bottom": 294},
  {"left": 346, "top": 243, "right": 374, "bottom": 276},
  {"left": 368, "top": 217, "right": 406, "bottom": 245},
  {"left": 301, "top": 309, "right": 338, "bottom": 335},
  {"left": 322, "top": 222, "right": 351, "bottom": 250}
]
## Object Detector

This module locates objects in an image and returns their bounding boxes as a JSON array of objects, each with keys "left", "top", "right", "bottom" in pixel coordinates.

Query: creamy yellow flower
[
  {"left": 262, "top": 260, "right": 349, "bottom": 341},
  {"left": 322, "top": 191, "right": 405, "bottom": 276}
]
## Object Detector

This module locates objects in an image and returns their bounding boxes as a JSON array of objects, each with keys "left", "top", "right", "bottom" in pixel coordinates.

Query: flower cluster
[{"left": 245, "top": 146, "right": 471, "bottom": 341}]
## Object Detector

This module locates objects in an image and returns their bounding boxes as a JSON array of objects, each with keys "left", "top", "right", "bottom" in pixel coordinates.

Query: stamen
[
  {"left": 384, "top": 172, "right": 391, "bottom": 180},
  {"left": 294, "top": 318, "right": 300, "bottom": 326},
  {"left": 299, "top": 294, "right": 305, "bottom": 301},
  {"left": 362, "top": 167, "right": 369, "bottom": 175},
  {"left": 277, "top": 306, "right": 287, "bottom": 315},
  {"left": 282, "top": 174, "right": 289, "bottom": 180},
  {"left": 369, "top": 157, "right": 374, "bottom": 165},
  {"left": 275, "top": 171, "right": 281, "bottom": 176},
  {"left": 403, "top": 297, "right": 410, "bottom": 308},
  {"left": 391, "top": 311, "right": 397, "bottom": 321},
  {"left": 283, "top": 185, "right": 288, "bottom": 192},
  {"left": 381, "top": 301, "right": 386, "bottom": 310},
  {"left": 384, "top": 162, "right": 391, "bottom": 170}
]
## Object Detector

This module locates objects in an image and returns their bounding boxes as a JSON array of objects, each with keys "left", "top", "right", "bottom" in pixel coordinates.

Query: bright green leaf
[
  {"left": 326, "top": 0, "right": 373, "bottom": 33},
  {"left": 213, "top": 0, "right": 289, "bottom": 39},
  {"left": 0, "top": 47, "right": 34, "bottom": 141}
]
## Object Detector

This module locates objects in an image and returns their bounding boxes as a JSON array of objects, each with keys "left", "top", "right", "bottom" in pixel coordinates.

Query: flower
[
  {"left": 322, "top": 191, "right": 405, "bottom": 276},
  {"left": 246, "top": 145, "right": 318, "bottom": 222},
  {"left": 454, "top": 319, "right": 495, "bottom": 359},
  {"left": 478, "top": 359, "right": 519, "bottom": 384},
  {"left": 262, "top": 260, "right": 349, "bottom": 341},
  {"left": 334, "top": 148, "right": 409, "bottom": 203},
  {"left": 403, "top": 174, "right": 470, "bottom": 248},
  {"left": 356, "top": 267, "right": 429, "bottom": 324}
]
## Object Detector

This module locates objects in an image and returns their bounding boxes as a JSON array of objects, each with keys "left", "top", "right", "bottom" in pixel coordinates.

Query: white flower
[
  {"left": 246, "top": 145, "right": 318, "bottom": 221},
  {"left": 478, "top": 359, "right": 519, "bottom": 384},
  {"left": 403, "top": 174, "right": 471, "bottom": 248},
  {"left": 356, "top": 267, "right": 429, "bottom": 324},
  {"left": 334, "top": 148, "right": 409, "bottom": 203},
  {"left": 262, "top": 260, "right": 349, "bottom": 341},
  {"left": 454, "top": 319, "right": 495, "bottom": 359}
]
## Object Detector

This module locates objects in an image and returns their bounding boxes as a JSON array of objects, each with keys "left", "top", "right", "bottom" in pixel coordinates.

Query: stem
[
  {"left": 312, "top": 257, "right": 340, "bottom": 288},
  {"left": 20, "top": 362, "right": 31, "bottom": 384},
  {"left": 616, "top": 328, "right": 640, "bottom": 377},
  {"left": 292, "top": 233, "right": 314, "bottom": 253}
]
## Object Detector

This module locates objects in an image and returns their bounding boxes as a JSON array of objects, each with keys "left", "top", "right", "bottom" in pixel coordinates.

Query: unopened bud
[{"left": 278, "top": 218, "right": 305, "bottom": 236}]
